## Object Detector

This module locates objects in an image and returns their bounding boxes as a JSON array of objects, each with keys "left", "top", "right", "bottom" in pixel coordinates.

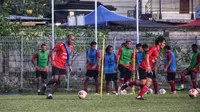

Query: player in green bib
[
  {"left": 32, "top": 44, "right": 51, "bottom": 95},
  {"left": 117, "top": 40, "right": 134, "bottom": 94},
  {"left": 177, "top": 44, "right": 200, "bottom": 91}
]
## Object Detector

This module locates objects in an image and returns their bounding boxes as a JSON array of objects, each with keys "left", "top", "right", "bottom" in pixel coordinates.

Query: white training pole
[
  {"left": 136, "top": 0, "right": 139, "bottom": 44},
  {"left": 52, "top": 0, "right": 55, "bottom": 48},
  {"left": 95, "top": 0, "right": 98, "bottom": 49}
]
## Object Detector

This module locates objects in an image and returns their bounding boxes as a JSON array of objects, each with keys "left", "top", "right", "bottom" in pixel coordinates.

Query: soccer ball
[
  {"left": 147, "top": 88, "right": 154, "bottom": 94},
  {"left": 78, "top": 90, "right": 87, "bottom": 99},
  {"left": 188, "top": 89, "right": 198, "bottom": 98},
  {"left": 158, "top": 89, "right": 166, "bottom": 94}
]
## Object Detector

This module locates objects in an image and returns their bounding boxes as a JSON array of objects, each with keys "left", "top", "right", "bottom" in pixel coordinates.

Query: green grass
[{"left": 0, "top": 93, "right": 199, "bottom": 112}]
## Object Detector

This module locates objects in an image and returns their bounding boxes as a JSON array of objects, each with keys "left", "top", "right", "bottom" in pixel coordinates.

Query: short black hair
[
  {"left": 121, "top": 43, "right": 126, "bottom": 46},
  {"left": 155, "top": 36, "right": 166, "bottom": 45},
  {"left": 106, "top": 45, "right": 113, "bottom": 53},
  {"left": 192, "top": 44, "right": 198, "bottom": 48},
  {"left": 142, "top": 44, "right": 148, "bottom": 49},
  {"left": 126, "top": 40, "right": 131, "bottom": 44},
  {"left": 164, "top": 45, "right": 171, "bottom": 50},
  {"left": 136, "top": 43, "right": 142, "bottom": 48},
  {"left": 41, "top": 44, "right": 46, "bottom": 47},
  {"left": 90, "top": 41, "right": 97, "bottom": 46}
]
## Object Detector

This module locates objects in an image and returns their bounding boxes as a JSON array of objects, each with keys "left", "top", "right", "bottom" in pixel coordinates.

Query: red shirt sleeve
[
  {"left": 32, "top": 52, "right": 39, "bottom": 64},
  {"left": 96, "top": 50, "right": 100, "bottom": 59},
  {"left": 53, "top": 42, "right": 62, "bottom": 52},
  {"left": 167, "top": 51, "right": 172, "bottom": 62},
  {"left": 197, "top": 54, "right": 200, "bottom": 65},
  {"left": 118, "top": 48, "right": 122, "bottom": 56},
  {"left": 147, "top": 46, "right": 157, "bottom": 56}
]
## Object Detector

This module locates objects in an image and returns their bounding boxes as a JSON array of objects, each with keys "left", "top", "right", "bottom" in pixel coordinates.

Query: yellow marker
[
  {"left": 132, "top": 48, "right": 136, "bottom": 94},
  {"left": 100, "top": 39, "right": 105, "bottom": 97}
]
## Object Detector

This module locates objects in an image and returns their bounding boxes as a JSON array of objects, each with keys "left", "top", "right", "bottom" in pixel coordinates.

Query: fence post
[
  {"left": 67, "top": 68, "right": 70, "bottom": 90},
  {"left": 20, "top": 36, "right": 23, "bottom": 89}
]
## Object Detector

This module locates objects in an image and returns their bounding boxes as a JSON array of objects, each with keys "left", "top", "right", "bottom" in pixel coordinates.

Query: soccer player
[
  {"left": 143, "top": 44, "right": 159, "bottom": 94},
  {"left": 121, "top": 36, "right": 166, "bottom": 100},
  {"left": 164, "top": 45, "right": 177, "bottom": 94},
  {"left": 117, "top": 40, "right": 134, "bottom": 93},
  {"left": 104, "top": 45, "right": 118, "bottom": 95},
  {"left": 32, "top": 44, "right": 51, "bottom": 95},
  {"left": 84, "top": 41, "right": 100, "bottom": 94},
  {"left": 46, "top": 34, "right": 74, "bottom": 99},
  {"left": 177, "top": 44, "right": 200, "bottom": 91}
]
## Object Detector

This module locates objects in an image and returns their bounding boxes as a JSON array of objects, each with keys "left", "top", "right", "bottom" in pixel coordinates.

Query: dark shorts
[
  {"left": 105, "top": 73, "right": 118, "bottom": 81},
  {"left": 52, "top": 67, "right": 66, "bottom": 76},
  {"left": 167, "top": 72, "right": 176, "bottom": 81},
  {"left": 138, "top": 67, "right": 153, "bottom": 80},
  {"left": 86, "top": 70, "right": 98, "bottom": 79},
  {"left": 118, "top": 64, "right": 132, "bottom": 80},
  {"left": 36, "top": 71, "right": 47, "bottom": 79},
  {"left": 186, "top": 68, "right": 193, "bottom": 75}
]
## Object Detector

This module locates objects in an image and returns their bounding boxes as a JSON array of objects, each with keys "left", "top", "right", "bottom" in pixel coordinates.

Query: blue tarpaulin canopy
[{"left": 85, "top": 5, "right": 136, "bottom": 26}]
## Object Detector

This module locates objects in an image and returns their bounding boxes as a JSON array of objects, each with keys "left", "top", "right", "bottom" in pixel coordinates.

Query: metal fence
[{"left": 0, "top": 33, "right": 199, "bottom": 91}]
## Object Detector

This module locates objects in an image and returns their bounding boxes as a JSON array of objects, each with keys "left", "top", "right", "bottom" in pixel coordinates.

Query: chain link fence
[{"left": 0, "top": 32, "right": 200, "bottom": 92}]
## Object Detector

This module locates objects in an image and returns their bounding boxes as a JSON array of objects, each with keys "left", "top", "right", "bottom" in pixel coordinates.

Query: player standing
[
  {"left": 84, "top": 41, "right": 100, "bottom": 94},
  {"left": 32, "top": 44, "right": 51, "bottom": 95},
  {"left": 117, "top": 40, "right": 134, "bottom": 93},
  {"left": 46, "top": 34, "right": 74, "bottom": 99},
  {"left": 177, "top": 44, "right": 200, "bottom": 91},
  {"left": 104, "top": 45, "right": 119, "bottom": 95},
  {"left": 164, "top": 45, "right": 177, "bottom": 94},
  {"left": 121, "top": 36, "right": 166, "bottom": 100}
]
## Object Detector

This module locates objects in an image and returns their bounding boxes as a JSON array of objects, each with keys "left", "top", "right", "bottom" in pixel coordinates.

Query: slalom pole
[
  {"left": 132, "top": 48, "right": 136, "bottom": 94},
  {"left": 100, "top": 39, "right": 105, "bottom": 98}
]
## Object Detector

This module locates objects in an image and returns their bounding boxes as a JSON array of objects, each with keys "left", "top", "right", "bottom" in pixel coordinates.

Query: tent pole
[
  {"left": 136, "top": 0, "right": 139, "bottom": 44},
  {"left": 95, "top": 0, "right": 98, "bottom": 49}
]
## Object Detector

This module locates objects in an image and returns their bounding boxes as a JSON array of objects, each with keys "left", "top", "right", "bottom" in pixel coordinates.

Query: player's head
[
  {"left": 67, "top": 34, "right": 75, "bottom": 45},
  {"left": 136, "top": 43, "right": 143, "bottom": 52},
  {"left": 41, "top": 44, "right": 47, "bottom": 52},
  {"left": 126, "top": 40, "right": 131, "bottom": 49},
  {"left": 155, "top": 36, "right": 166, "bottom": 49},
  {"left": 106, "top": 45, "right": 113, "bottom": 54},
  {"left": 142, "top": 44, "right": 149, "bottom": 52},
  {"left": 121, "top": 43, "right": 126, "bottom": 48},
  {"left": 164, "top": 45, "right": 171, "bottom": 53},
  {"left": 191, "top": 44, "right": 198, "bottom": 52},
  {"left": 90, "top": 41, "right": 97, "bottom": 50}
]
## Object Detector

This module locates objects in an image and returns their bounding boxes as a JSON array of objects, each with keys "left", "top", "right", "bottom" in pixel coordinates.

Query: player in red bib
[
  {"left": 45, "top": 34, "right": 74, "bottom": 99},
  {"left": 121, "top": 36, "right": 166, "bottom": 100}
]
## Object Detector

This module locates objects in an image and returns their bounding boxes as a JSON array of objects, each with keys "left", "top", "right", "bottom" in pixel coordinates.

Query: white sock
[
  {"left": 181, "top": 84, "right": 184, "bottom": 88},
  {"left": 48, "top": 93, "right": 52, "bottom": 97},
  {"left": 136, "top": 96, "right": 141, "bottom": 98},
  {"left": 44, "top": 84, "right": 47, "bottom": 87},
  {"left": 38, "top": 89, "right": 40, "bottom": 92}
]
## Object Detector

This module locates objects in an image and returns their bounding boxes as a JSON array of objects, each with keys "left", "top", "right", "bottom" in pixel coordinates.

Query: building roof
[{"left": 55, "top": 1, "right": 116, "bottom": 11}]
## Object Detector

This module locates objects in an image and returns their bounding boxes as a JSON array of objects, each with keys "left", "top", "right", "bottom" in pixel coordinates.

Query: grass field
[{"left": 0, "top": 92, "right": 199, "bottom": 112}]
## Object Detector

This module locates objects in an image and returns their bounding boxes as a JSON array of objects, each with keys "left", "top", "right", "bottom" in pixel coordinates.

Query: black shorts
[
  {"left": 167, "top": 72, "right": 176, "bottom": 81},
  {"left": 86, "top": 70, "right": 98, "bottom": 78},
  {"left": 36, "top": 71, "right": 47, "bottom": 79},
  {"left": 186, "top": 68, "right": 193, "bottom": 75},
  {"left": 52, "top": 67, "right": 66, "bottom": 76},
  {"left": 139, "top": 67, "right": 153, "bottom": 80},
  {"left": 105, "top": 73, "right": 118, "bottom": 81},
  {"left": 118, "top": 64, "right": 132, "bottom": 80}
]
